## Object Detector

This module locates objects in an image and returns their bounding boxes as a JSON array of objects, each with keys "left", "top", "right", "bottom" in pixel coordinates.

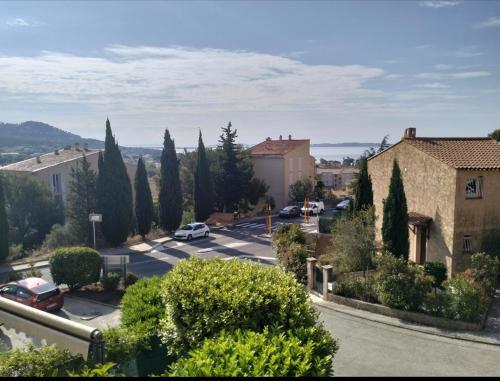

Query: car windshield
[{"left": 180, "top": 225, "right": 193, "bottom": 230}]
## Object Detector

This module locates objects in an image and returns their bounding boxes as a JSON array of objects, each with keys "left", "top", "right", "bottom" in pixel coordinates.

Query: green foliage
[
  {"left": 180, "top": 209, "right": 195, "bottom": 226},
  {"left": 351, "top": 156, "right": 373, "bottom": 213},
  {"left": 288, "top": 178, "right": 315, "bottom": 203},
  {"left": 120, "top": 275, "right": 165, "bottom": 338},
  {"left": 103, "top": 327, "right": 150, "bottom": 365},
  {"left": 217, "top": 122, "right": 242, "bottom": 212},
  {"left": 272, "top": 224, "right": 308, "bottom": 284},
  {"left": 42, "top": 224, "right": 79, "bottom": 250},
  {"left": 0, "top": 175, "right": 8, "bottom": 263},
  {"left": 382, "top": 159, "right": 409, "bottom": 259},
  {"left": 102, "top": 272, "right": 121, "bottom": 291},
  {"left": 135, "top": 156, "right": 154, "bottom": 238},
  {"left": 488, "top": 128, "right": 500, "bottom": 141},
  {"left": 97, "top": 119, "right": 134, "bottom": 246},
  {"left": 444, "top": 273, "right": 489, "bottom": 322},
  {"left": 320, "top": 208, "right": 375, "bottom": 274},
  {"left": 375, "top": 254, "right": 432, "bottom": 311},
  {"left": 423, "top": 261, "right": 448, "bottom": 289},
  {"left": 159, "top": 129, "right": 183, "bottom": 232},
  {"left": 422, "top": 291, "right": 451, "bottom": 318},
  {"left": 178, "top": 149, "right": 197, "bottom": 211},
  {"left": 167, "top": 327, "right": 338, "bottom": 377},
  {"left": 318, "top": 215, "right": 335, "bottom": 234},
  {"left": 23, "top": 263, "right": 42, "bottom": 278},
  {"left": 0, "top": 344, "right": 85, "bottom": 377},
  {"left": 125, "top": 272, "right": 139, "bottom": 287},
  {"left": 66, "top": 154, "right": 97, "bottom": 245},
  {"left": 333, "top": 275, "right": 378, "bottom": 303},
  {"left": 67, "top": 362, "right": 117, "bottom": 377},
  {"left": 159, "top": 258, "right": 322, "bottom": 356},
  {"left": 3, "top": 173, "right": 64, "bottom": 248},
  {"left": 49, "top": 246, "right": 102, "bottom": 290},
  {"left": 466, "top": 252, "right": 499, "bottom": 297},
  {"left": 6, "top": 243, "right": 24, "bottom": 262},
  {"left": 194, "top": 131, "right": 214, "bottom": 222},
  {"left": 481, "top": 230, "right": 500, "bottom": 262}
]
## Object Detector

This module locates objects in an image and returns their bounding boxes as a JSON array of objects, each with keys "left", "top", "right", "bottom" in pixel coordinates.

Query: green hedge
[
  {"left": 444, "top": 273, "right": 489, "bottom": 322},
  {"left": 49, "top": 246, "right": 102, "bottom": 290},
  {"left": 102, "top": 272, "right": 121, "bottom": 291},
  {"left": 423, "top": 261, "right": 447, "bottom": 289},
  {"left": 272, "top": 223, "right": 308, "bottom": 284},
  {"left": 167, "top": 327, "right": 337, "bottom": 377},
  {"left": 466, "top": 252, "right": 499, "bottom": 297},
  {"left": 333, "top": 276, "right": 378, "bottom": 303}
]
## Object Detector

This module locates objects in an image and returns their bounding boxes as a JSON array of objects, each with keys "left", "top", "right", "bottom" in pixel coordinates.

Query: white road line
[
  {"left": 197, "top": 242, "right": 250, "bottom": 253},
  {"left": 252, "top": 223, "right": 266, "bottom": 228},
  {"left": 235, "top": 223, "right": 253, "bottom": 227},
  {"left": 243, "top": 223, "right": 261, "bottom": 228}
]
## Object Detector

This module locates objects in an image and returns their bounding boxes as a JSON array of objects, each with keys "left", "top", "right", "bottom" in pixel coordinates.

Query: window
[
  {"left": 0, "top": 285, "right": 17, "bottom": 295},
  {"left": 465, "top": 177, "right": 482, "bottom": 198},
  {"left": 51, "top": 173, "right": 62, "bottom": 195},
  {"left": 16, "top": 288, "right": 32, "bottom": 299},
  {"left": 463, "top": 235, "right": 473, "bottom": 253}
]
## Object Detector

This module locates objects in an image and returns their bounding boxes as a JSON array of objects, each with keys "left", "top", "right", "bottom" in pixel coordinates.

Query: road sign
[{"left": 89, "top": 213, "right": 102, "bottom": 222}]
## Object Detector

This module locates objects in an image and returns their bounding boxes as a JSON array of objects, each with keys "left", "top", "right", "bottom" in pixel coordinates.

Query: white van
[{"left": 301, "top": 201, "right": 325, "bottom": 216}]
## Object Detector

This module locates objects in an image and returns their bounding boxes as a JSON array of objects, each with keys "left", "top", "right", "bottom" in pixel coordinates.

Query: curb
[
  {"left": 0, "top": 261, "right": 50, "bottom": 275},
  {"left": 310, "top": 292, "right": 500, "bottom": 347}
]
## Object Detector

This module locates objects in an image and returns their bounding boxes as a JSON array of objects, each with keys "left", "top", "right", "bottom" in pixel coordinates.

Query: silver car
[{"left": 174, "top": 223, "right": 210, "bottom": 241}]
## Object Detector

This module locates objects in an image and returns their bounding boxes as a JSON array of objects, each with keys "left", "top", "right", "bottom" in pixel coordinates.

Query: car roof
[{"left": 15, "top": 277, "right": 49, "bottom": 290}]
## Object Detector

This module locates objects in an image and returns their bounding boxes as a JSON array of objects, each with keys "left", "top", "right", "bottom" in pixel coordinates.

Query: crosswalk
[{"left": 230, "top": 221, "right": 318, "bottom": 234}]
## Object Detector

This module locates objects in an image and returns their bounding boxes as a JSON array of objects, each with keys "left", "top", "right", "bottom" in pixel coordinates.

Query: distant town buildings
[
  {"left": 368, "top": 128, "right": 500, "bottom": 275},
  {"left": 249, "top": 135, "right": 316, "bottom": 210},
  {"left": 316, "top": 167, "right": 359, "bottom": 190}
]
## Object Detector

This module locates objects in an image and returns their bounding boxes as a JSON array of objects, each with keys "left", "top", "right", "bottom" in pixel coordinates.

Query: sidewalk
[
  {"left": 0, "top": 260, "right": 50, "bottom": 275},
  {"left": 311, "top": 291, "right": 500, "bottom": 347},
  {"left": 100, "top": 236, "right": 174, "bottom": 256}
]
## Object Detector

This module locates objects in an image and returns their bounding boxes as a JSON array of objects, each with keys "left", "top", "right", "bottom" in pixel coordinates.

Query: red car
[{"left": 0, "top": 277, "right": 64, "bottom": 311}]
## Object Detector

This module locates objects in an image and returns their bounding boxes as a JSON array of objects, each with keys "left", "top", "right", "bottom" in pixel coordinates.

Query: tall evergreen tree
[
  {"left": 382, "top": 159, "right": 409, "bottom": 259},
  {"left": 0, "top": 175, "right": 9, "bottom": 262},
  {"left": 159, "top": 129, "right": 183, "bottom": 231},
  {"left": 135, "top": 156, "right": 154, "bottom": 239},
  {"left": 218, "top": 122, "right": 242, "bottom": 212},
  {"left": 194, "top": 131, "right": 214, "bottom": 221},
  {"left": 352, "top": 156, "right": 373, "bottom": 213},
  {"left": 96, "top": 118, "right": 133, "bottom": 246},
  {"left": 66, "top": 155, "right": 97, "bottom": 245}
]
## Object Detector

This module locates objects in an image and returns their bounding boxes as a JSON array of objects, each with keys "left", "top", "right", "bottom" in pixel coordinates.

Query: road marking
[
  {"left": 252, "top": 223, "right": 266, "bottom": 228},
  {"left": 235, "top": 223, "right": 253, "bottom": 227},
  {"left": 243, "top": 223, "right": 260, "bottom": 228},
  {"left": 222, "top": 255, "right": 277, "bottom": 261},
  {"left": 197, "top": 242, "right": 250, "bottom": 253}
]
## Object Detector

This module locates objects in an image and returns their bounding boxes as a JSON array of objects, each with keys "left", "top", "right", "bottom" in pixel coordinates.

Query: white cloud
[
  {"left": 434, "top": 64, "right": 454, "bottom": 71},
  {"left": 474, "top": 16, "right": 500, "bottom": 29},
  {"left": 448, "top": 46, "right": 482, "bottom": 58},
  {"left": 419, "top": 1, "right": 462, "bottom": 8},
  {"left": 5, "top": 18, "right": 42, "bottom": 28},
  {"left": 416, "top": 71, "right": 491, "bottom": 79},
  {"left": 415, "top": 82, "right": 450, "bottom": 89},
  {"left": 384, "top": 74, "right": 404, "bottom": 80}
]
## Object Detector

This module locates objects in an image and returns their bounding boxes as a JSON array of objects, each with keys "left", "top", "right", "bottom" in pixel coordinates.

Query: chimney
[
  {"left": 266, "top": 137, "right": 271, "bottom": 141},
  {"left": 54, "top": 149, "right": 59, "bottom": 155},
  {"left": 84, "top": 142, "right": 89, "bottom": 151},
  {"left": 288, "top": 134, "right": 292, "bottom": 140},
  {"left": 75, "top": 142, "right": 80, "bottom": 151},
  {"left": 404, "top": 128, "right": 416, "bottom": 139},
  {"left": 36, "top": 156, "right": 41, "bottom": 164},
  {"left": 279, "top": 135, "right": 282, "bottom": 140}
]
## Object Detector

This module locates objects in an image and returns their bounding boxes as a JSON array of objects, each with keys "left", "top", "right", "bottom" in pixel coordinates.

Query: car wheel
[
  {"left": 320, "top": 209, "right": 324, "bottom": 215},
  {"left": 187, "top": 234, "right": 192, "bottom": 241},
  {"left": 204, "top": 231, "right": 209, "bottom": 237}
]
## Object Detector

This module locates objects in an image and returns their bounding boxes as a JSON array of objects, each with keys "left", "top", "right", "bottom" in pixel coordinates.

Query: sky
[{"left": 0, "top": 0, "right": 499, "bottom": 147}]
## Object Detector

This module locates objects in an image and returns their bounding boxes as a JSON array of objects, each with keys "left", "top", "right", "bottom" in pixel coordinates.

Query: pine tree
[
  {"left": 159, "top": 129, "right": 183, "bottom": 232},
  {"left": 194, "top": 131, "right": 214, "bottom": 221},
  {"left": 135, "top": 156, "right": 154, "bottom": 239},
  {"left": 218, "top": 122, "right": 242, "bottom": 212},
  {"left": 352, "top": 156, "right": 373, "bottom": 213},
  {"left": 0, "top": 175, "right": 9, "bottom": 263},
  {"left": 66, "top": 154, "right": 97, "bottom": 245},
  {"left": 382, "top": 159, "right": 409, "bottom": 259},
  {"left": 96, "top": 118, "right": 134, "bottom": 246}
]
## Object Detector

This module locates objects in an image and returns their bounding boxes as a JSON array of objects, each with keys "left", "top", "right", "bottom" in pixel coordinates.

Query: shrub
[
  {"left": 22, "top": 263, "right": 42, "bottom": 278},
  {"left": 272, "top": 223, "right": 308, "bottom": 284},
  {"left": 481, "top": 230, "right": 500, "bottom": 261},
  {"left": 125, "top": 272, "right": 139, "bottom": 287},
  {"left": 375, "top": 254, "right": 433, "bottom": 311},
  {"left": 422, "top": 291, "right": 450, "bottom": 318},
  {"left": 466, "top": 252, "right": 499, "bottom": 297},
  {"left": 102, "top": 327, "right": 150, "bottom": 365},
  {"left": 167, "top": 327, "right": 338, "bottom": 377},
  {"left": 49, "top": 246, "right": 102, "bottom": 291},
  {"left": 42, "top": 224, "right": 79, "bottom": 250},
  {"left": 423, "top": 261, "right": 447, "bottom": 289},
  {"left": 102, "top": 272, "right": 121, "bottom": 291},
  {"left": 6, "top": 244, "right": 24, "bottom": 262},
  {"left": 332, "top": 276, "right": 378, "bottom": 303},
  {"left": 67, "top": 362, "right": 118, "bottom": 377},
  {"left": 444, "top": 273, "right": 490, "bottom": 322},
  {"left": 318, "top": 215, "right": 336, "bottom": 234},
  {"left": 0, "top": 344, "right": 85, "bottom": 377},
  {"left": 160, "top": 258, "right": 327, "bottom": 356},
  {"left": 4, "top": 271, "right": 22, "bottom": 282}
]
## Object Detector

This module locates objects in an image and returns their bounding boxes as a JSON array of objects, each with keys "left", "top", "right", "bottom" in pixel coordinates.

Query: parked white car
[
  {"left": 174, "top": 223, "right": 210, "bottom": 241},
  {"left": 335, "top": 199, "right": 351, "bottom": 210},
  {"left": 301, "top": 201, "right": 325, "bottom": 216}
]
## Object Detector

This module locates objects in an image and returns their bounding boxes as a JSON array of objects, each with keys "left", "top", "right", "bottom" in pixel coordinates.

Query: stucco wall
[
  {"left": 251, "top": 156, "right": 285, "bottom": 209},
  {"left": 283, "top": 142, "right": 316, "bottom": 204},
  {"left": 368, "top": 141, "right": 458, "bottom": 274}
]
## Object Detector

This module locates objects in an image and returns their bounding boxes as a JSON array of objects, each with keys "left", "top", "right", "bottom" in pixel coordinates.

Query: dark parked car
[
  {"left": 0, "top": 277, "right": 64, "bottom": 311},
  {"left": 279, "top": 205, "right": 301, "bottom": 218}
]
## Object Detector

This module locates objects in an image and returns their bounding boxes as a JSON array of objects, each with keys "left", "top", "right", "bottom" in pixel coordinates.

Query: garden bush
[
  {"left": 167, "top": 327, "right": 338, "bottom": 377},
  {"left": 42, "top": 224, "right": 80, "bottom": 250},
  {"left": 0, "top": 344, "right": 85, "bottom": 377},
  {"left": 444, "top": 273, "right": 489, "bottom": 322},
  {"left": 125, "top": 272, "right": 139, "bottom": 287},
  {"left": 102, "top": 272, "right": 121, "bottom": 291},
  {"left": 466, "top": 252, "right": 499, "bottom": 297},
  {"left": 159, "top": 258, "right": 331, "bottom": 357},
  {"left": 102, "top": 327, "right": 150, "bottom": 365},
  {"left": 423, "top": 261, "right": 447, "bottom": 289},
  {"left": 422, "top": 291, "right": 450, "bottom": 318},
  {"left": 49, "top": 246, "right": 102, "bottom": 290},
  {"left": 332, "top": 276, "right": 378, "bottom": 303},
  {"left": 272, "top": 223, "right": 308, "bottom": 284},
  {"left": 375, "top": 254, "right": 433, "bottom": 311}
]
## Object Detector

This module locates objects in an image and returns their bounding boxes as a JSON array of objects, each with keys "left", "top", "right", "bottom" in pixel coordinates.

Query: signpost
[{"left": 89, "top": 213, "right": 102, "bottom": 249}]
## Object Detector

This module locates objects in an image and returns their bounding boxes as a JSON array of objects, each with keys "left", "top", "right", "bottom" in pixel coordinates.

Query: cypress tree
[
  {"left": 352, "top": 156, "right": 373, "bottom": 213},
  {"left": 382, "top": 159, "right": 409, "bottom": 259},
  {"left": 159, "top": 129, "right": 183, "bottom": 232},
  {"left": 0, "top": 175, "right": 9, "bottom": 262},
  {"left": 96, "top": 118, "right": 134, "bottom": 246},
  {"left": 194, "top": 131, "right": 214, "bottom": 221},
  {"left": 135, "top": 156, "right": 154, "bottom": 239},
  {"left": 218, "top": 122, "right": 242, "bottom": 212}
]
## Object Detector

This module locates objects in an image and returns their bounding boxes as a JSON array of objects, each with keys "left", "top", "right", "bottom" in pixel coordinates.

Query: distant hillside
[{"left": 0, "top": 121, "right": 161, "bottom": 162}]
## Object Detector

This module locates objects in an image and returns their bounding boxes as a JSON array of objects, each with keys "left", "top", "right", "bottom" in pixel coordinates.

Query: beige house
[
  {"left": 0, "top": 144, "right": 137, "bottom": 205},
  {"left": 249, "top": 135, "right": 316, "bottom": 210},
  {"left": 368, "top": 128, "right": 500, "bottom": 275},
  {"left": 317, "top": 167, "right": 358, "bottom": 190}
]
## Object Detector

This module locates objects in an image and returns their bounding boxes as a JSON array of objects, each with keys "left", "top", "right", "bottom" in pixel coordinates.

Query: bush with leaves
[
  {"left": 423, "top": 261, "right": 447, "bottom": 290},
  {"left": 422, "top": 291, "right": 451, "bottom": 318},
  {"left": 272, "top": 223, "right": 308, "bottom": 284},
  {"left": 102, "top": 272, "right": 121, "bottom": 291},
  {"left": 375, "top": 253, "right": 433, "bottom": 311},
  {"left": 466, "top": 252, "right": 499, "bottom": 297},
  {"left": 42, "top": 224, "right": 80, "bottom": 250},
  {"left": 444, "top": 273, "right": 489, "bottom": 322},
  {"left": 102, "top": 327, "right": 150, "bottom": 365},
  {"left": 159, "top": 258, "right": 333, "bottom": 359},
  {"left": 49, "top": 247, "right": 102, "bottom": 291},
  {"left": 0, "top": 344, "right": 84, "bottom": 377},
  {"left": 125, "top": 272, "right": 139, "bottom": 287},
  {"left": 167, "top": 327, "right": 338, "bottom": 377},
  {"left": 67, "top": 362, "right": 118, "bottom": 377},
  {"left": 332, "top": 275, "right": 378, "bottom": 303}
]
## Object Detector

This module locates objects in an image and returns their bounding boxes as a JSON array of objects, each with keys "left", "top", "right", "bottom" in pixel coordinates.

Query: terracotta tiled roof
[
  {"left": 403, "top": 137, "right": 500, "bottom": 170},
  {"left": 408, "top": 212, "right": 432, "bottom": 226},
  {"left": 249, "top": 139, "right": 309, "bottom": 156}
]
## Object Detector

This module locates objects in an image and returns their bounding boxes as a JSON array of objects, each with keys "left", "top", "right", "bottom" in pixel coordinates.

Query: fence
[{"left": 102, "top": 255, "right": 129, "bottom": 279}]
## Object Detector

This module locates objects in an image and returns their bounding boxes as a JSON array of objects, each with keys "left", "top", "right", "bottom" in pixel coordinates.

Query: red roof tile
[{"left": 249, "top": 139, "right": 309, "bottom": 156}]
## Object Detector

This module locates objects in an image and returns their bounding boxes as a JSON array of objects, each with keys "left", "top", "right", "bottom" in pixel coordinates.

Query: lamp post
[{"left": 89, "top": 212, "right": 102, "bottom": 249}]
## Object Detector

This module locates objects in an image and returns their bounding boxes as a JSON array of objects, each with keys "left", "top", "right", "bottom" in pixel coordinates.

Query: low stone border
[{"left": 326, "top": 293, "right": 488, "bottom": 331}]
